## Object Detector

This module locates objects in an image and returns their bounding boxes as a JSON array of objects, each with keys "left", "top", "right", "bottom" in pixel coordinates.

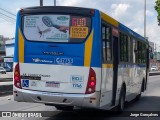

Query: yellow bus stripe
[
  {"left": 102, "top": 64, "right": 113, "bottom": 68},
  {"left": 84, "top": 30, "right": 93, "bottom": 67},
  {"left": 101, "top": 12, "right": 119, "bottom": 27},
  {"left": 18, "top": 28, "right": 24, "bottom": 63}
]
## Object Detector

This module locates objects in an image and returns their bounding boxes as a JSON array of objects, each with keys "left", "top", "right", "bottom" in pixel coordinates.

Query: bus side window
[
  {"left": 120, "top": 33, "right": 128, "bottom": 62},
  {"left": 133, "top": 39, "right": 137, "bottom": 63},
  {"left": 106, "top": 27, "right": 111, "bottom": 61},
  {"left": 128, "top": 37, "right": 131, "bottom": 62},
  {"left": 138, "top": 41, "right": 142, "bottom": 63},
  {"left": 102, "top": 24, "right": 112, "bottom": 63},
  {"left": 137, "top": 41, "right": 146, "bottom": 63},
  {"left": 102, "top": 25, "right": 107, "bottom": 63},
  {"left": 142, "top": 43, "right": 147, "bottom": 63}
]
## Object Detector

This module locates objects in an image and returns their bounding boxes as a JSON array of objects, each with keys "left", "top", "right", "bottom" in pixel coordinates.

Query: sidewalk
[{"left": 0, "top": 72, "right": 13, "bottom": 96}]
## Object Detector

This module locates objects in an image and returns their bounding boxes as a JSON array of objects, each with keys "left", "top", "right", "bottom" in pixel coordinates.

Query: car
[
  {"left": 0, "top": 67, "right": 6, "bottom": 74},
  {"left": 151, "top": 66, "right": 158, "bottom": 71},
  {"left": 4, "top": 67, "right": 12, "bottom": 72}
]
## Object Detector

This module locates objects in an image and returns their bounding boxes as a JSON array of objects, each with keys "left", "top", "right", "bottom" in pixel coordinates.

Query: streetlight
[
  {"left": 144, "top": 0, "right": 146, "bottom": 38},
  {"left": 54, "top": 0, "right": 56, "bottom": 6},
  {"left": 40, "top": 0, "right": 43, "bottom": 6}
]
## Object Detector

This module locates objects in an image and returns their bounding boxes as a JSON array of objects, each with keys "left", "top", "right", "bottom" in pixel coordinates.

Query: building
[
  {"left": 4, "top": 39, "right": 14, "bottom": 72},
  {"left": 0, "top": 35, "right": 8, "bottom": 67},
  {"left": 149, "top": 41, "right": 154, "bottom": 52},
  {"left": 148, "top": 41, "right": 160, "bottom": 70}
]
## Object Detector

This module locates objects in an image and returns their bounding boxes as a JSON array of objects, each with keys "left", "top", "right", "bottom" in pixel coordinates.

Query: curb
[
  {"left": 149, "top": 72, "right": 160, "bottom": 76},
  {"left": 0, "top": 78, "right": 12, "bottom": 82}
]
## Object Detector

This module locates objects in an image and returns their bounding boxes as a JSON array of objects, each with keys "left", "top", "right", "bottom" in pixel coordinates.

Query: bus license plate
[{"left": 45, "top": 81, "right": 60, "bottom": 88}]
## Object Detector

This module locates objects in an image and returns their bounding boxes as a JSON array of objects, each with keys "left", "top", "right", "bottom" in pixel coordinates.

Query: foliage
[{"left": 155, "top": 0, "right": 160, "bottom": 25}]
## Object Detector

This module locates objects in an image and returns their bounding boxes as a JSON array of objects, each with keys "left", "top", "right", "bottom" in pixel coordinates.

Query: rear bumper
[{"left": 13, "top": 86, "right": 100, "bottom": 109}]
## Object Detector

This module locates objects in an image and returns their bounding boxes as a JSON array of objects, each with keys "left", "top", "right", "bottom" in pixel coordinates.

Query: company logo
[
  {"left": 2, "top": 112, "right": 11, "bottom": 117},
  {"left": 32, "top": 58, "right": 40, "bottom": 62},
  {"left": 57, "top": 16, "right": 69, "bottom": 21},
  {"left": 22, "top": 80, "right": 29, "bottom": 88},
  {"left": 32, "top": 58, "right": 53, "bottom": 63}
]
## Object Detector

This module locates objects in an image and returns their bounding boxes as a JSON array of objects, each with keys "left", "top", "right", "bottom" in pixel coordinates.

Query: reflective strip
[
  {"left": 101, "top": 12, "right": 118, "bottom": 27},
  {"left": 18, "top": 28, "right": 24, "bottom": 63},
  {"left": 84, "top": 31, "right": 93, "bottom": 67},
  {"left": 102, "top": 64, "right": 113, "bottom": 68}
]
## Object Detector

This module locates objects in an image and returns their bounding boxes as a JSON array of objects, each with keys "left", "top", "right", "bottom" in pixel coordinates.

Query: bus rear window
[{"left": 23, "top": 14, "right": 91, "bottom": 43}]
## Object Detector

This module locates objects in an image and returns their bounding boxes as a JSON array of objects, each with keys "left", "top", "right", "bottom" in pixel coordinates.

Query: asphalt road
[{"left": 0, "top": 76, "right": 160, "bottom": 120}]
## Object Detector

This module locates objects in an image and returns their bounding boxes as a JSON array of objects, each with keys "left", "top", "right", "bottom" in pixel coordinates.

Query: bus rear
[{"left": 13, "top": 6, "right": 102, "bottom": 109}]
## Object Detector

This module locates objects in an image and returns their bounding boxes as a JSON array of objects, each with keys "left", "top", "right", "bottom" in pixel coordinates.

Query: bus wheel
[
  {"left": 135, "top": 93, "right": 141, "bottom": 101},
  {"left": 117, "top": 87, "right": 125, "bottom": 112},
  {"left": 55, "top": 105, "right": 73, "bottom": 111}
]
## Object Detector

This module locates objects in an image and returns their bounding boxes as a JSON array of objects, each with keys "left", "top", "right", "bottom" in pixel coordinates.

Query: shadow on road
[
  {"left": 45, "top": 96, "right": 160, "bottom": 120},
  {"left": 45, "top": 109, "right": 119, "bottom": 120},
  {"left": 0, "top": 92, "right": 13, "bottom": 97}
]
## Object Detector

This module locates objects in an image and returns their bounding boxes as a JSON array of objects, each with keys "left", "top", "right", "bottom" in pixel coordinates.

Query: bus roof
[
  {"left": 19, "top": 6, "right": 148, "bottom": 43},
  {"left": 20, "top": 6, "right": 94, "bottom": 16},
  {"left": 101, "top": 12, "right": 148, "bottom": 43}
]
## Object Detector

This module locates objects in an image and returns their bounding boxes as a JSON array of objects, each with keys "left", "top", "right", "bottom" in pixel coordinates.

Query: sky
[{"left": 0, "top": 0, "right": 160, "bottom": 49}]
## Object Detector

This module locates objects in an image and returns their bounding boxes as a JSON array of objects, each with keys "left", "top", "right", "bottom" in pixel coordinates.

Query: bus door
[
  {"left": 100, "top": 26, "right": 119, "bottom": 107},
  {"left": 112, "top": 36, "right": 119, "bottom": 106},
  {"left": 100, "top": 24, "right": 114, "bottom": 107}
]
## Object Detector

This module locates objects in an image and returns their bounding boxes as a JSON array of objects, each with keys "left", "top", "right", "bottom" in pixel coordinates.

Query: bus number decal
[
  {"left": 56, "top": 58, "right": 73, "bottom": 65},
  {"left": 71, "top": 75, "right": 84, "bottom": 89},
  {"left": 72, "top": 83, "right": 82, "bottom": 89}
]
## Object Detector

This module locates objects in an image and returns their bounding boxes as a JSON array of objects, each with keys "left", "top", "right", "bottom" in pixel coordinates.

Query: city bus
[{"left": 13, "top": 6, "right": 149, "bottom": 111}]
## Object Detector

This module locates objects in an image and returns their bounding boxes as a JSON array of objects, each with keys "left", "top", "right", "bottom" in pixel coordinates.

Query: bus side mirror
[
  {"left": 149, "top": 46, "right": 153, "bottom": 59},
  {"left": 150, "top": 53, "right": 153, "bottom": 59},
  {"left": 149, "top": 46, "right": 152, "bottom": 53}
]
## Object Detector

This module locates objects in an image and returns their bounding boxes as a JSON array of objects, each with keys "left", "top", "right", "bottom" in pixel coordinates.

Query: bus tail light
[
  {"left": 85, "top": 68, "right": 96, "bottom": 94},
  {"left": 14, "top": 63, "right": 22, "bottom": 89}
]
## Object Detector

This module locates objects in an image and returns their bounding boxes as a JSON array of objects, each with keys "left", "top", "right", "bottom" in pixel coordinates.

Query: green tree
[{"left": 155, "top": 0, "right": 160, "bottom": 25}]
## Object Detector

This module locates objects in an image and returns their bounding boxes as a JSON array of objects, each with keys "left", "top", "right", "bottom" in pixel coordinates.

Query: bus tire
[
  {"left": 117, "top": 86, "right": 125, "bottom": 112},
  {"left": 135, "top": 93, "right": 141, "bottom": 101},
  {"left": 55, "top": 105, "right": 73, "bottom": 111}
]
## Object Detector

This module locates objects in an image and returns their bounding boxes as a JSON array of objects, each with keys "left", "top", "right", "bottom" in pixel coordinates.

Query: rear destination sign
[{"left": 70, "top": 27, "right": 88, "bottom": 38}]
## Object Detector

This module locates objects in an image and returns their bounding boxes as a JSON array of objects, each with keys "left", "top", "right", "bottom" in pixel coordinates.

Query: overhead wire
[
  {"left": 0, "top": 11, "right": 15, "bottom": 20},
  {"left": 0, "top": 8, "right": 16, "bottom": 16},
  {"left": 0, "top": 6, "right": 16, "bottom": 24},
  {"left": 0, "top": 7, "right": 16, "bottom": 24},
  {"left": 0, "top": 15, "right": 15, "bottom": 24}
]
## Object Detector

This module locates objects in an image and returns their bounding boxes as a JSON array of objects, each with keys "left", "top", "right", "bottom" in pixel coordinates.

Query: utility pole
[
  {"left": 54, "top": 0, "right": 56, "bottom": 6},
  {"left": 40, "top": 0, "right": 43, "bottom": 6},
  {"left": 144, "top": 0, "right": 146, "bottom": 37}
]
